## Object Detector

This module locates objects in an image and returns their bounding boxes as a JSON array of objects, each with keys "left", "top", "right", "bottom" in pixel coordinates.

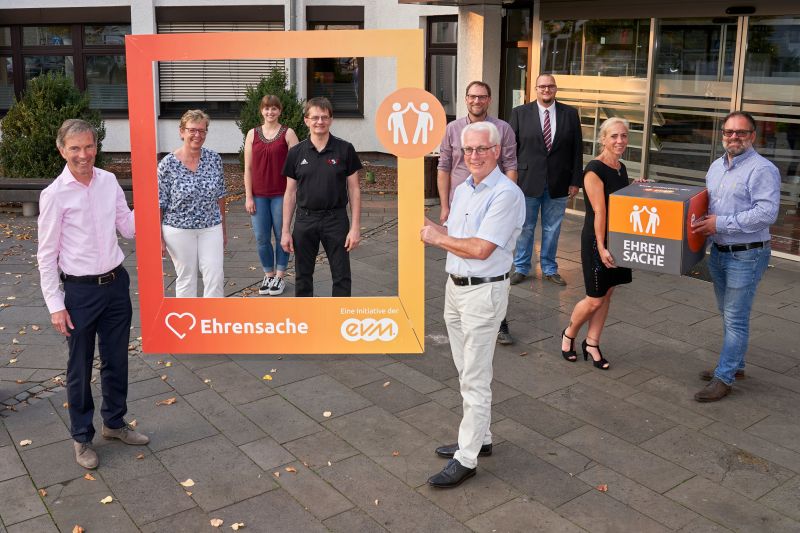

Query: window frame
[
  {"left": 306, "top": 21, "right": 365, "bottom": 118},
  {"left": 0, "top": 22, "right": 130, "bottom": 117},
  {"left": 426, "top": 15, "right": 458, "bottom": 123}
]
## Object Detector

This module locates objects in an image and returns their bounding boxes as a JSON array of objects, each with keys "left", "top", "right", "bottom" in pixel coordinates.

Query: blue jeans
[
  {"left": 513, "top": 190, "right": 568, "bottom": 276},
  {"left": 709, "top": 244, "right": 770, "bottom": 385},
  {"left": 251, "top": 195, "right": 289, "bottom": 272}
]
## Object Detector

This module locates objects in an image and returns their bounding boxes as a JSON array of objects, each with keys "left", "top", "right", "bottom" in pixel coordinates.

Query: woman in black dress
[{"left": 560, "top": 118, "right": 633, "bottom": 369}]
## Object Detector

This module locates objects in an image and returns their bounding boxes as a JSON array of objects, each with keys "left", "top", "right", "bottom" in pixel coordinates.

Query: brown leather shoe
[
  {"left": 74, "top": 441, "right": 98, "bottom": 469},
  {"left": 694, "top": 378, "right": 731, "bottom": 402},
  {"left": 102, "top": 422, "right": 150, "bottom": 445},
  {"left": 699, "top": 369, "right": 745, "bottom": 381}
]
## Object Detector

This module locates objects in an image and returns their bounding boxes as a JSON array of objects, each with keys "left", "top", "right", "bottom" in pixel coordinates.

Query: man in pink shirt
[{"left": 37, "top": 119, "right": 149, "bottom": 469}]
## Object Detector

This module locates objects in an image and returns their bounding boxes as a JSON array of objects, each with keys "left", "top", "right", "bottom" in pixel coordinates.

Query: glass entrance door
[{"left": 648, "top": 18, "right": 738, "bottom": 186}]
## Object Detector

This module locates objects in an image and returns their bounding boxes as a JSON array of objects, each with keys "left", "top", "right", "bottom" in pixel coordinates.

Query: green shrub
[
  {"left": 0, "top": 72, "right": 105, "bottom": 178},
  {"left": 236, "top": 68, "right": 307, "bottom": 162}
]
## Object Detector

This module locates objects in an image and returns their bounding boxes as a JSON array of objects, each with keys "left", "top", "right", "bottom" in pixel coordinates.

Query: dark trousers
[
  {"left": 64, "top": 268, "right": 133, "bottom": 443},
  {"left": 292, "top": 208, "right": 351, "bottom": 297}
]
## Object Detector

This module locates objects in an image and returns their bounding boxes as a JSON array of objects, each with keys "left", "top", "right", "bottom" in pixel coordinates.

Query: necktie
[{"left": 543, "top": 109, "right": 552, "bottom": 151}]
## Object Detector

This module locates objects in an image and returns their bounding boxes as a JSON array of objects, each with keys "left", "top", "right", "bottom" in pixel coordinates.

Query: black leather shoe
[
  {"left": 427, "top": 459, "right": 476, "bottom": 488},
  {"left": 435, "top": 442, "right": 492, "bottom": 459}
]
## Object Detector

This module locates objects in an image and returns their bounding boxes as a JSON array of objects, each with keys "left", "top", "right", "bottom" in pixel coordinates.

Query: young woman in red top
[{"left": 243, "top": 95, "right": 300, "bottom": 295}]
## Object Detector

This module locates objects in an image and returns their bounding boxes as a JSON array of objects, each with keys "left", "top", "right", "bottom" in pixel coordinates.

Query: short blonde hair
[
  {"left": 597, "top": 117, "right": 629, "bottom": 144},
  {"left": 179, "top": 109, "right": 210, "bottom": 130}
]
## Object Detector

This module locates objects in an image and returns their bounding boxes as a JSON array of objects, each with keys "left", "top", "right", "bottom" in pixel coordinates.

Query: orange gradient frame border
[{"left": 126, "top": 30, "right": 424, "bottom": 354}]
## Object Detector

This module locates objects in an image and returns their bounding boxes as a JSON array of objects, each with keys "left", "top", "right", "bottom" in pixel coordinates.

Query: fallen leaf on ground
[
  {"left": 383, "top": 381, "right": 391, "bottom": 387},
  {"left": 185, "top": 491, "right": 192, "bottom": 496},
  {"left": 9, "top": 358, "right": 17, "bottom": 364},
  {"left": 323, "top": 411, "right": 332, "bottom": 418},
  {"left": 15, "top": 379, "right": 25, "bottom": 384},
  {"left": 12, "top": 338, "right": 19, "bottom": 344},
  {"left": 285, "top": 466, "right": 297, "bottom": 473},
  {"left": 596, "top": 484, "right": 608, "bottom": 492},
  {"left": 392, "top": 451, "right": 400, "bottom": 457},
  {"left": 31, "top": 325, "right": 41, "bottom": 331},
  {"left": 165, "top": 362, "right": 172, "bottom": 367},
  {"left": 90, "top": 377, "right": 96, "bottom": 383},
  {"left": 327, "top": 461, "right": 332, "bottom": 466},
  {"left": 84, "top": 473, "right": 96, "bottom": 481},
  {"left": 72, "top": 526, "right": 85, "bottom": 533},
  {"left": 161, "top": 375, "right": 168, "bottom": 380},
  {"left": 6, "top": 296, "right": 15, "bottom": 300},
  {"left": 19, "top": 439, "right": 32, "bottom": 446},
  {"left": 210, "top": 518, "right": 223, "bottom": 527},
  {"left": 100, "top": 495, "right": 113, "bottom": 504},
  {"left": 180, "top": 478, "right": 195, "bottom": 487},
  {"left": 374, "top": 499, "right": 380, "bottom": 506},
  {"left": 231, "top": 523, "right": 244, "bottom": 531},
  {"left": 262, "top": 374, "right": 272, "bottom": 381},
  {"left": 270, "top": 368, "right": 277, "bottom": 373},
  {"left": 135, "top": 453, "right": 145, "bottom": 460},
  {"left": 38, "top": 488, "right": 47, "bottom": 497},
  {"left": 204, "top": 379, "right": 212, "bottom": 383},
  {"left": 156, "top": 397, "right": 177, "bottom": 406},
  {"left": 273, "top": 471, "right": 280, "bottom": 478},
  {"left": 518, "top": 352, "right": 528, "bottom": 357},
  {"left": 129, "top": 419, "right": 137, "bottom": 428}
]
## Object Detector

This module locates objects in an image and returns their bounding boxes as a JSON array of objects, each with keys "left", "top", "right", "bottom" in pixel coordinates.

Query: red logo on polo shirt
[{"left": 327, "top": 158, "right": 338, "bottom": 165}]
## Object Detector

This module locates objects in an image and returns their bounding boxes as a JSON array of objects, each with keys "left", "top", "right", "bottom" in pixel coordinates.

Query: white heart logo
[{"left": 164, "top": 312, "right": 196, "bottom": 340}]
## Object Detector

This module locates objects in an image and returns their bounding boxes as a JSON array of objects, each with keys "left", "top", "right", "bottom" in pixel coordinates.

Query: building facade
[
  {"left": 0, "top": 0, "right": 456, "bottom": 154},
  {"left": 407, "top": 0, "right": 799, "bottom": 256}
]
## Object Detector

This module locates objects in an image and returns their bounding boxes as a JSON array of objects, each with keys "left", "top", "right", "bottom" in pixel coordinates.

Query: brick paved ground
[{"left": 1, "top": 194, "right": 799, "bottom": 532}]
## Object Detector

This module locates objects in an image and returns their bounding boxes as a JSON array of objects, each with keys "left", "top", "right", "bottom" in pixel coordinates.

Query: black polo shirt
[{"left": 282, "top": 135, "right": 362, "bottom": 210}]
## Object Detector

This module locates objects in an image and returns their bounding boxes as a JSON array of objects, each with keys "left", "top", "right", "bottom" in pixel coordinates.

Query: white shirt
[{"left": 537, "top": 101, "right": 556, "bottom": 142}]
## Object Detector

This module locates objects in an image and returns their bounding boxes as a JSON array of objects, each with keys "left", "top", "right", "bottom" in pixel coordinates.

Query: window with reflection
[
  {"left": 1, "top": 23, "right": 129, "bottom": 114},
  {"left": 743, "top": 16, "right": 800, "bottom": 253},
  {"left": 542, "top": 19, "right": 649, "bottom": 77},
  {"left": 427, "top": 16, "right": 457, "bottom": 121},
  {"left": 307, "top": 24, "right": 363, "bottom": 116}
]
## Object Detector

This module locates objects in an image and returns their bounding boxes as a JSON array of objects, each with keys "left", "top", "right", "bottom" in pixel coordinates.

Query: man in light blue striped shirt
[{"left": 691, "top": 111, "right": 780, "bottom": 402}]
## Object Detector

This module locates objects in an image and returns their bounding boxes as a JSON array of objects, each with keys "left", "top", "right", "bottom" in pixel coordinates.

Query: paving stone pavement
[{"left": 1, "top": 195, "right": 799, "bottom": 532}]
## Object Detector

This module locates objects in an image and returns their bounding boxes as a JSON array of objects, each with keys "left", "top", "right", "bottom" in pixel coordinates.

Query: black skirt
[{"left": 581, "top": 233, "right": 632, "bottom": 298}]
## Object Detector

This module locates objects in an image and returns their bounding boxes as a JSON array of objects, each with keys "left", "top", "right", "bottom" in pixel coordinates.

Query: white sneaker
[
  {"left": 258, "top": 274, "right": 273, "bottom": 295},
  {"left": 268, "top": 277, "right": 285, "bottom": 296}
]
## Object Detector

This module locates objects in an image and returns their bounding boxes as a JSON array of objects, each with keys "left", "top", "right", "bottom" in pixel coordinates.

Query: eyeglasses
[
  {"left": 462, "top": 145, "right": 496, "bottom": 156},
  {"left": 182, "top": 128, "right": 208, "bottom": 136},
  {"left": 306, "top": 115, "right": 331, "bottom": 122},
  {"left": 536, "top": 84, "right": 557, "bottom": 91},
  {"left": 466, "top": 94, "right": 489, "bottom": 101},
  {"left": 721, "top": 129, "right": 753, "bottom": 138}
]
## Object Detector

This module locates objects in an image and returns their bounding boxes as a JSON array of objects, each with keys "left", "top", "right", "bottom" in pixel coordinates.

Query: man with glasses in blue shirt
[
  {"left": 437, "top": 81, "right": 518, "bottom": 345},
  {"left": 691, "top": 111, "right": 780, "bottom": 402},
  {"left": 422, "top": 121, "right": 525, "bottom": 488}
]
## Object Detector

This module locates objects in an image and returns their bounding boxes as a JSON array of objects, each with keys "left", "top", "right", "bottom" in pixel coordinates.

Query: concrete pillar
[
  {"left": 456, "top": 4, "right": 503, "bottom": 118},
  {"left": 130, "top": 0, "right": 156, "bottom": 35}
]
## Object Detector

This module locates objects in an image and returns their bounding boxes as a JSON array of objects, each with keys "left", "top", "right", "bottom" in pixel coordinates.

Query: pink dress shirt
[{"left": 37, "top": 165, "right": 135, "bottom": 313}]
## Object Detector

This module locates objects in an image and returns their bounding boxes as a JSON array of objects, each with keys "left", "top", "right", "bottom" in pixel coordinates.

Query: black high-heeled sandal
[
  {"left": 561, "top": 328, "right": 577, "bottom": 362},
  {"left": 582, "top": 339, "right": 610, "bottom": 370}
]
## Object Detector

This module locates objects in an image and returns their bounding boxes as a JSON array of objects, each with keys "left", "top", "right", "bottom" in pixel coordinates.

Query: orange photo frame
[{"left": 126, "top": 30, "right": 425, "bottom": 354}]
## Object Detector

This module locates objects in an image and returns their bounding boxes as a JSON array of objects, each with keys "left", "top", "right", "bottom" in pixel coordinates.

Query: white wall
[{"left": 0, "top": 0, "right": 456, "bottom": 154}]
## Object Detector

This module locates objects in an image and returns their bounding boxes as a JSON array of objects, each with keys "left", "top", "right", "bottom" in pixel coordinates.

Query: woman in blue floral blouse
[{"left": 158, "top": 109, "right": 227, "bottom": 297}]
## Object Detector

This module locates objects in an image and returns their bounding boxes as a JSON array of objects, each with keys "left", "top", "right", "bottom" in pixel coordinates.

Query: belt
[
  {"left": 450, "top": 272, "right": 509, "bottom": 286},
  {"left": 298, "top": 207, "right": 346, "bottom": 215},
  {"left": 61, "top": 265, "right": 124, "bottom": 285},
  {"left": 713, "top": 242, "right": 765, "bottom": 253}
]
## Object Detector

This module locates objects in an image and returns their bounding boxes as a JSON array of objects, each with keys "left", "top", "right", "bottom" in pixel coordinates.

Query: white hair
[{"left": 461, "top": 121, "right": 500, "bottom": 146}]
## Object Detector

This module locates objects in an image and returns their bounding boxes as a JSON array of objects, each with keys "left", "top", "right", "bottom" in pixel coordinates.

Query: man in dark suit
[{"left": 509, "top": 74, "right": 583, "bottom": 286}]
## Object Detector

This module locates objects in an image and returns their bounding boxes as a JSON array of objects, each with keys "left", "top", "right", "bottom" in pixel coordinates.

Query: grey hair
[
  {"left": 56, "top": 119, "right": 97, "bottom": 149},
  {"left": 461, "top": 121, "right": 500, "bottom": 146},
  {"left": 597, "top": 117, "right": 629, "bottom": 144}
]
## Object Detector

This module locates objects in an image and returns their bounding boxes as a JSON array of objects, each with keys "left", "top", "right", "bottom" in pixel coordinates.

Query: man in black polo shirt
[{"left": 281, "top": 97, "right": 362, "bottom": 297}]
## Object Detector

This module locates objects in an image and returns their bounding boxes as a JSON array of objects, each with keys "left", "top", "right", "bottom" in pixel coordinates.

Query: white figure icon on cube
[{"left": 630, "top": 205, "right": 661, "bottom": 235}]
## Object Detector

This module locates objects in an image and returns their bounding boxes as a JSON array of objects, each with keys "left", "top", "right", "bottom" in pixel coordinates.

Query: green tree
[
  {"left": 0, "top": 72, "right": 105, "bottom": 178},
  {"left": 236, "top": 68, "right": 307, "bottom": 162}
]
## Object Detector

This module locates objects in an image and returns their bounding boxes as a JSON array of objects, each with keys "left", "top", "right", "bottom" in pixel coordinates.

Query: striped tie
[{"left": 543, "top": 109, "right": 552, "bottom": 151}]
